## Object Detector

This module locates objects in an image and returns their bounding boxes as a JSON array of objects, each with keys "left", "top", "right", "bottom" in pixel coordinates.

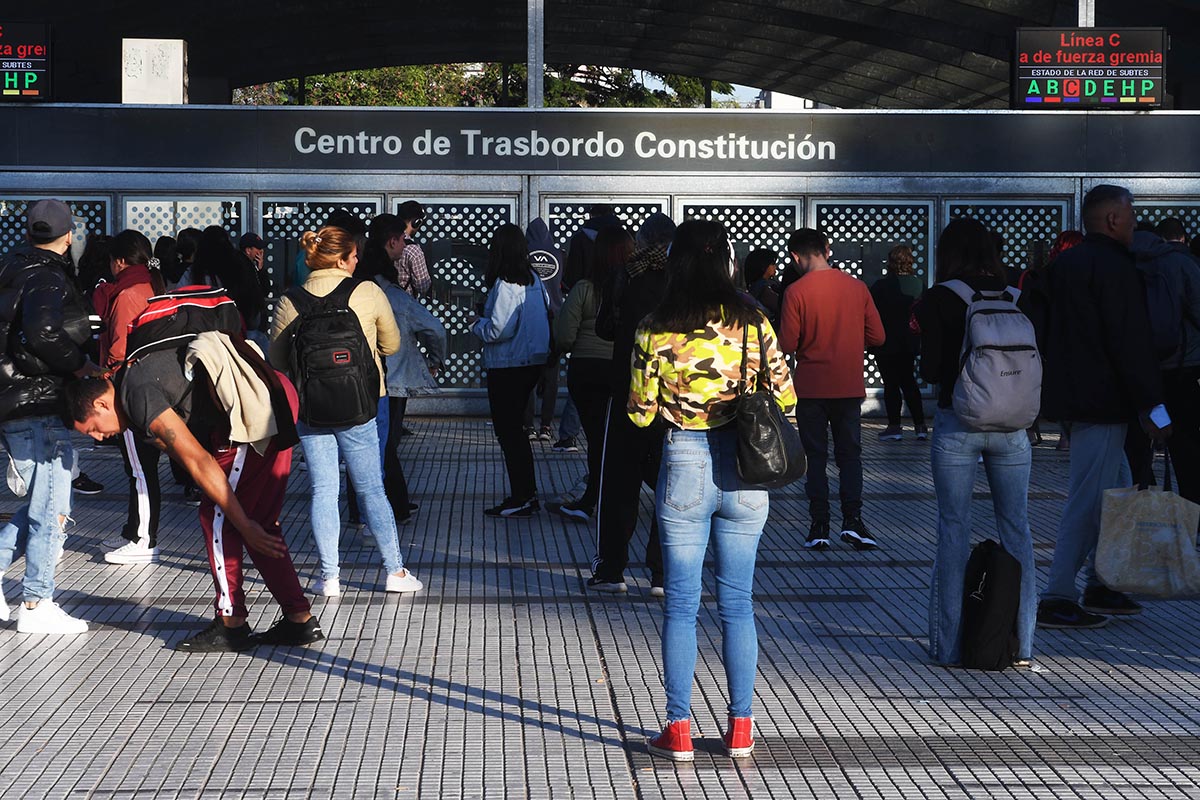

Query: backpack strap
[
  {"left": 942, "top": 279, "right": 977, "bottom": 306},
  {"left": 325, "top": 277, "right": 359, "bottom": 310},
  {"left": 943, "top": 278, "right": 1021, "bottom": 305}
]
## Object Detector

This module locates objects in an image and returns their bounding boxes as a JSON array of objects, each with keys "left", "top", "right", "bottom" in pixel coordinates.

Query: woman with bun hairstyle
[
  {"left": 92, "top": 229, "right": 167, "bottom": 565},
  {"left": 269, "top": 226, "right": 422, "bottom": 598}
]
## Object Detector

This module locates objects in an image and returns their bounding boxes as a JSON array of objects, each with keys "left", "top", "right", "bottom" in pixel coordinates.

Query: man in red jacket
[{"left": 779, "top": 229, "right": 886, "bottom": 551}]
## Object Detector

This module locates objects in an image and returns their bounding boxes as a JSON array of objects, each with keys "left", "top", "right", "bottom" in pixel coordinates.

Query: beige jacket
[
  {"left": 185, "top": 332, "right": 276, "bottom": 454},
  {"left": 268, "top": 269, "right": 400, "bottom": 397}
]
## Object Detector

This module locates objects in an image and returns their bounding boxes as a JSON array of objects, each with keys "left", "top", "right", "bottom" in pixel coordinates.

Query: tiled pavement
[{"left": 1, "top": 418, "right": 1199, "bottom": 799}]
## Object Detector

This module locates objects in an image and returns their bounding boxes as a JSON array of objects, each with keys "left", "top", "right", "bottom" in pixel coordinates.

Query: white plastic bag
[{"left": 1096, "top": 457, "right": 1200, "bottom": 597}]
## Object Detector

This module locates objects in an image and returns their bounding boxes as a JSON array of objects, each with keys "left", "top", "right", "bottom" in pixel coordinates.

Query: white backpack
[{"left": 943, "top": 280, "right": 1042, "bottom": 433}]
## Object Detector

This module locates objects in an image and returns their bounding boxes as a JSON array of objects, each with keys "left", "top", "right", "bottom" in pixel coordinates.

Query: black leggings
[{"left": 487, "top": 365, "right": 543, "bottom": 501}]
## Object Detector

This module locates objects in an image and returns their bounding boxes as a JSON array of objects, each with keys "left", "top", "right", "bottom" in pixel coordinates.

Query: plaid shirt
[{"left": 396, "top": 239, "right": 431, "bottom": 298}]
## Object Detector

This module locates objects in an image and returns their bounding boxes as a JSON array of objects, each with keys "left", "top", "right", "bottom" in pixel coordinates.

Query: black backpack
[
  {"left": 960, "top": 539, "right": 1022, "bottom": 671},
  {"left": 285, "top": 278, "right": 379, "bottom": 428}
]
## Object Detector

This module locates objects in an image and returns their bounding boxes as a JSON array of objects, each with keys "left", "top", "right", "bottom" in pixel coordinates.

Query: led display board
[
  {"left": 1014, "top": 27, "right": 1167, "bottom": 108},
  {"left": 0, "top": 23, "right": 50, "bottom": 101}
]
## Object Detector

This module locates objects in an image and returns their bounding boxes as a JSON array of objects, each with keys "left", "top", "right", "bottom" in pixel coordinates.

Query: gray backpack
[{"left": 943, "top": 280, "right": 1042, "bottom": 432}]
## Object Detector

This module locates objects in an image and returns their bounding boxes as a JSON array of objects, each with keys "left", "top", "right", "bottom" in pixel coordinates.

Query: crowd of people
[{"left": 0, "top": 186, "right": 1196, "bottom": 761}]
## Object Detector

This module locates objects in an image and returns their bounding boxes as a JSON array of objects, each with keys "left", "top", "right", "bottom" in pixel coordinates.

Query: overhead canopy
[{"left": 24, "top": 0, "right": 1200, "bottom": 108}]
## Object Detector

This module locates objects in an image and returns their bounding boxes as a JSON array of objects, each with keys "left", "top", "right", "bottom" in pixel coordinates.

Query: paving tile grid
[{"left": 0, "top": 418, "right": 1198, "bottom": 799}]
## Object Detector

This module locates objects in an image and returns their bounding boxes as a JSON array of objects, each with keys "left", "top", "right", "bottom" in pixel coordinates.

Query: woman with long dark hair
[
  {"left": 552, "top": 226, "right": 630, "bottom": 522},
  {"left": 471, "top": 223, "right": 551, "bottom": 518},
  {"left": 629, "top": 219, "right": 796, "bottom": 761},
  {"left": 915, "top": 217, "right": 1037, "bottom": 668},
  {"left": 191, "top": 226, "right": 266, "bottom": 334}
]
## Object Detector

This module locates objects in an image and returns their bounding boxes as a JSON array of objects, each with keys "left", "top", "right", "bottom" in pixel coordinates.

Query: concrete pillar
[{"left": 527, "top": 0, "right": 544, "bottom": 108}]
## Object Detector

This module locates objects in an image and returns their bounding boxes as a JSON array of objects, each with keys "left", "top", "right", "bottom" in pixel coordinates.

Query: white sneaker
[
  {"left": 104, "top": 539, "right": 159, "bottom": 565},
  {"left": 385, "top": 569, "right": 423, "bottom": 593},
  {"left": 311, "top": 577, "right": 340, "bottom": 597},
  {"left": 16, "top": 601, "right": 88, "bottom": 634},
  {"left": 101, "top": 533, "right": 126, "bottom": 550}
]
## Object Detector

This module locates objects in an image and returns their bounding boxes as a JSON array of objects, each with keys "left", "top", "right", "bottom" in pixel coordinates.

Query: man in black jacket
[
  {"left": 0, "top": 199, "right": 100, "bottom": 634},
  {"left": 587, "top": 213, "right": 675, "bottom": 594},
  {"left": 1038, "top": 185, "right": 1170, "bottom": 629}
]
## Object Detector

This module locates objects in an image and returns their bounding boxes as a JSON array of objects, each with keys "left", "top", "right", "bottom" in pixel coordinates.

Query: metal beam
[{"left": 528, "top": 0, "right": 545, "bottom": 108}]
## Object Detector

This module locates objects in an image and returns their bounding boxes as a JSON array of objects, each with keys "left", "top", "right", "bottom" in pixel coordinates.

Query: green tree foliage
[{"left": 234, "top": 63, "right": 735, "bottom": 108}]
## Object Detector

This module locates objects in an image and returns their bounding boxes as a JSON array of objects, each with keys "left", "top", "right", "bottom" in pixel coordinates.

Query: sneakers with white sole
[
  {"left": 385, "top": 569, "right": 423, "bottom": 593},
  {"left": 104, "top": 539, "right": 159, "bottom": 565},
  {"left": 16, "top": 601, "right": 88, "bottom": 634},
  {"left": 101, "top": 533, "right": 127, "bottom": 550},
  {"left": 311, "top": 577, "right": 341, "bottom": 597}
]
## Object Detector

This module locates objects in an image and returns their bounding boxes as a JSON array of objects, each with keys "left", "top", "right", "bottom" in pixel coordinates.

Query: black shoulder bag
[{"left": 735, "top": 323, "right": 806, "bottom": 488}]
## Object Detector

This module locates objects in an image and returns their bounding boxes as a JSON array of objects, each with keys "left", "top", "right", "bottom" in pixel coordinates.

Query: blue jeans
[
  {"left": 560, "top": 395, "right": 582, "bottom": 439},
  {"left": 928, "top": 409, "right": 1036, "bottom": 664},
  {"left": 656, "top": 426, "right": 767, "bottom": 722},
  {"left": 0, "top": 416, "right": 75, "bottom": 603},
  {"left": 1043, "top": 422, "right": 1128, "bottom": 603},
  {"left": 298, "top": 418, "right": 404, "bottom": 580}
]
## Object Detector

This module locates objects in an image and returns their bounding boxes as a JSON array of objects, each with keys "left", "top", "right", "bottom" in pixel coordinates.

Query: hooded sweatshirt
[
  {"left": 1132, "top": 230, "right": 1200, "bottom": 370},
  {"left": 526, "top": 218, "right": 565, "bottom": 315}
]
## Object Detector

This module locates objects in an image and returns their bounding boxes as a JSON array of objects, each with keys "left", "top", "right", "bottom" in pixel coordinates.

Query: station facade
[{"left": 1, "top": 105, "right": 1195, "bottom": 410}]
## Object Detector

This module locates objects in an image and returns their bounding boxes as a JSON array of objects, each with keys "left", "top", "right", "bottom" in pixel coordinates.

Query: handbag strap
[
  {"left": 755, "top": 322, "right": 775, "bottom": 397},
  {"left": 1163, "top": 448, "right": 1174, "bottom": 494}
]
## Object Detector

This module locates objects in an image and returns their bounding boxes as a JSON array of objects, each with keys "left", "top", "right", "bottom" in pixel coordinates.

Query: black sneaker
[
  {"left": 182, "top": 485, "right": 203, "bottom": 506},
  {"left": 915, "top": 425, "right": 929, "bottom": 441},
  {"left": 251, "top": 616, "right": 325, "bottom": 647},
  {"left": 840, "top": 517, "right": 878, "bottom": 550},
  {"left": 176, "top": 619, "right": 255, "bottom": 653},
  {"left": 1081, "top": 586, "right": 1144, "bottom": 616},
  {"left": 586, "top": 575, "right": 628, "bottom": 593},
  {"left": 72, "top": 473, "right": 103, "bottom": 495},
  {"left": 1037, "top": 598, "right": 1110, "bottom": 629},
  {"left": 552, "top": 437, "right": 581, "bottom": 453},
  {"left": 484, "top": 497, "right": 540, "bottom": 518},
  {"left": 804, "top": 521, "right": 831, "bottom": 550},
  {"left": 554, "top": 500, "right": 593, "bottom": 522}
]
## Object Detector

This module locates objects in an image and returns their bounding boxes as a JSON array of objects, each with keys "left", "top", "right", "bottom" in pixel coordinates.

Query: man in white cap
[{"left": 0, "top": 199, "right": 101, "bottom": 634}]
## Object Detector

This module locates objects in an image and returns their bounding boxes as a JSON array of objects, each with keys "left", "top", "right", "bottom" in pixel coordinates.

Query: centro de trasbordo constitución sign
[{"left": 2, "top": 107, "right": 1199, "bottom": 175}]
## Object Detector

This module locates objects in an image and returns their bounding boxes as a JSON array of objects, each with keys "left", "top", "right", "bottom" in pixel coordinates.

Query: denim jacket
[
  {"left": 376, "top": 277, "right": 448, "bottom": 397},
  {"left": 471, "top": 271, "right": 551, "bottom": 369}
]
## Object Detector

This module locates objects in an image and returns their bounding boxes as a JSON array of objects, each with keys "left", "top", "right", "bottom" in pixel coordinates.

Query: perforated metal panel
[
  {"left": 681, "top": 201, "right": 800, "bottom": 266},
  {"left": 546, "top": 200, "right": 667, "bottom": 251},
  {"left": 0, "top": 197, "right": 109, "bottom": 256},
  {"left": 259, "top": 198, "right": 380, "bottom": 292},
  {"left": 124, "top": 198, "right": 244, "bottom": 244},
  {"left": 1137, "top": 203, "right": 1200, "bottom": 237},
  {"left": 394, "top": 198, "right": 517, "bottom": 390},
  {"left": 814, "top": 200, "right": 933, "bottom": 388},
  {"left": 946, "top": 200, "right": 1068, "bottom": 271}
]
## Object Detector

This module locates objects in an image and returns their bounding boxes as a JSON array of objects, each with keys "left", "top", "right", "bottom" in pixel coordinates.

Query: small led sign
[
  {"left": 1014, "top": 28, "right": 1167, "bottom": 109},
  {"left": 0, "top": 23, "right": 50, "bottom": 101}
]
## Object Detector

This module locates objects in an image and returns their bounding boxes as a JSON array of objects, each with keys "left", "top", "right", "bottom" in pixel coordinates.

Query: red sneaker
[
  {"left": 647, "top": 719, "right": 694, "bottom": 761},
  {"left": 723, "top": 716, "right": 754, "bottom": 758}
]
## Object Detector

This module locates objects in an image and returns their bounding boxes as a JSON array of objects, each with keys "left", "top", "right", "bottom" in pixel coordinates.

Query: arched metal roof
[{"left": 24, "top": 0, "right": 1200, "bottom": 108}]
